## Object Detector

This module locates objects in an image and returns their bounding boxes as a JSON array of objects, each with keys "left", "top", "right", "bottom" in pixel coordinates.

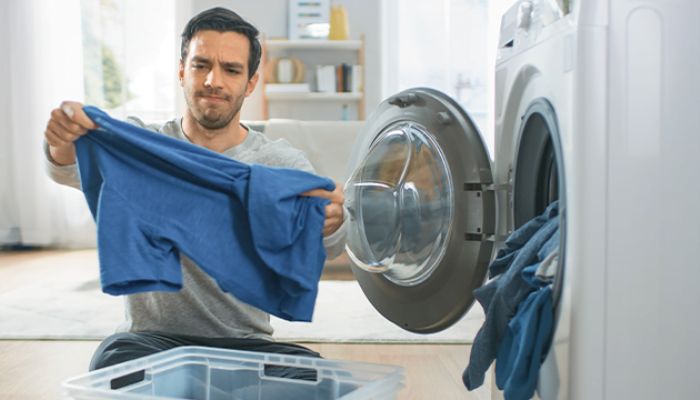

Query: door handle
[{"left": 389, "top": 93, "right": 418, "bottom": 108}]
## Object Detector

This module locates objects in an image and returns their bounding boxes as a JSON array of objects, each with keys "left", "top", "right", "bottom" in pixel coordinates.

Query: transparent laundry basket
[{"left": 63, "top": 346, "right": 405, "bottom": 400}]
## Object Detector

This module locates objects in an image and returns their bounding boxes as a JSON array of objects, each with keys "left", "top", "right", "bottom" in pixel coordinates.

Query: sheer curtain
[{"left": 0, "top": 0, "right": 96, "bottom": 248}]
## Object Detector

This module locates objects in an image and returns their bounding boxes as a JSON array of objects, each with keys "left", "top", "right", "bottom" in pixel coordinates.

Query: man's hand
[
  {"left": 44, "top": 101, "right": 97, "bottom": 165},
  {"left": 302, "top": 183, "right": 345, "bottom": 236}
]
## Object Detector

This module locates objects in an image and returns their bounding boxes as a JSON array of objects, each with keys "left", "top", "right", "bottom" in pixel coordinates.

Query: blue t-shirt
[{"left": 75, "top": 106, "right": 335, "bottom": 322}]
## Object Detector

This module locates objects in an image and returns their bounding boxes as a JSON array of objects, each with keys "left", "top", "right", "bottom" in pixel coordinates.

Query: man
[{"left": 44, "top": 7, "right": 345, "bottom": 370}]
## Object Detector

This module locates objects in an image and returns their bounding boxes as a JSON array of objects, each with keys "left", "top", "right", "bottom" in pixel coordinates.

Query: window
[
  {"left": 81, "top": 0, "right": 177, "bottom": 121},
  {"left": 383, "top": 0, "right": 506, "bottom": 156}
]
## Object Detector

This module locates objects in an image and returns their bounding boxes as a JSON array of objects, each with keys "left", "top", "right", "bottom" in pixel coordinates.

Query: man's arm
[{"left": 43, "top": 101, "right": 97, "bottom": 189}]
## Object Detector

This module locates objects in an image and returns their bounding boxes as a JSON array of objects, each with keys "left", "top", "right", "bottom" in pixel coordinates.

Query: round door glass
[{"left": 344, "top": 121, "right": 454, "bottom": 287}]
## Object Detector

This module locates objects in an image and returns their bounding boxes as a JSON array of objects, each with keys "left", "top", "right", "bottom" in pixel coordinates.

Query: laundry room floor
[{"left": 0, "top": 250, "right": 491, "bottom": 399}]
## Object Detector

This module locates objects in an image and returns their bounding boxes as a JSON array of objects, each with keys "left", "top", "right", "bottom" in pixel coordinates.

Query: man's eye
[
  {"left": 227, "top": 69, "right": 240, "bottom": 74},
  {"left": 192, "top": 64, "right": 205, "bottom": 69}
]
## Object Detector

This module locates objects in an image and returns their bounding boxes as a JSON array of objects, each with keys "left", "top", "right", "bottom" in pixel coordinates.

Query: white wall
[{"left": 185, "top": 0, "right": 382, "bottom": 120}]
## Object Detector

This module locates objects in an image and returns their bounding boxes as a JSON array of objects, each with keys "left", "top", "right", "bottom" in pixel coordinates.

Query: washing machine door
[{"left": 344, "top": 87, "right": 495, "bottom": 333}]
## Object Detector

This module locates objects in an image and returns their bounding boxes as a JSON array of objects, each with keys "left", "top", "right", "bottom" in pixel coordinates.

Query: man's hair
[{"left": 180, "top": 7, "right": 261, "bottom": 79}]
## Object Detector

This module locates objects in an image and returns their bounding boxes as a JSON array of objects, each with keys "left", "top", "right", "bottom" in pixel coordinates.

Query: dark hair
[{"left": 180, "top": 7, "right": 261, "bottom": 79}]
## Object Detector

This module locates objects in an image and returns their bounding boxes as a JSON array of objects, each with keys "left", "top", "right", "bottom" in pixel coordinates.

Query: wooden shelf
[
  {"left": 262, "top": 35, "right": 365, "bottom": 119},
  {"left": 265, "top": 39, "right": 363, "bottom": 51},
  {"left": 266, "top": 92, "right": 362, "bottom": 101}
]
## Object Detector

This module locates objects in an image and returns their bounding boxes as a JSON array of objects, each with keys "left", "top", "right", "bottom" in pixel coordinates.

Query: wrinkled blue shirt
[
  {"left": 463, "top": 201, "right": 559, "bottom": 391},
  {"left": 75, "top": 106, "right": 334, "bottom": 321}
]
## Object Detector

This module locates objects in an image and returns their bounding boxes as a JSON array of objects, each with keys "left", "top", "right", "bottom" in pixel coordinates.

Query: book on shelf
[
  {"left": 315, "top": 65, "right": 336, "bottom": 92},
  {"left": 315, "top": 64, "right": 362, "bottom": 93},
  {"left": 335, "top": 63, "right": 353, "bottom": 92},
  {"left": 351, "top": 65, "right": 363, "bottom": 93},
  {"left": 265, "top": 83, "right": 311, "bottom": 94}
]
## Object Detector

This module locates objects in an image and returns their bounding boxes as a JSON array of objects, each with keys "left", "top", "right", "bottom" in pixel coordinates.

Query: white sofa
[{"left": 246, "top": 119, "right": 365, "bottom": 184}]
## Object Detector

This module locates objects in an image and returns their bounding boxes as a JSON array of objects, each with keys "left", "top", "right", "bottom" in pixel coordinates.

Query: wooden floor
[{"left": 0, "top": 249, "right": 491, "bottom": 399}]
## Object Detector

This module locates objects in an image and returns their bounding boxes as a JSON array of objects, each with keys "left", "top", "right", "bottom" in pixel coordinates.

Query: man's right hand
[{"left": 44, "top": 101, "right": 97, "bottom": 166}]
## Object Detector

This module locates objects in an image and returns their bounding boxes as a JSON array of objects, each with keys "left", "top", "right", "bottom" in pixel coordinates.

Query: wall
[{"left": 185, "top": 0, "right": 382, "bottom": 120}]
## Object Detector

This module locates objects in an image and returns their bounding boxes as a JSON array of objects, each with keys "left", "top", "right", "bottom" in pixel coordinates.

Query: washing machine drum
[{"left": 344, "top": 88, "right": 495, "bottom": 333}]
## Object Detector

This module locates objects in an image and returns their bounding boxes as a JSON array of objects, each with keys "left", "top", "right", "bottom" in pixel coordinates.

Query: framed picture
[{"left": 288, "top": 0, "right": 330, "bottom": 40}]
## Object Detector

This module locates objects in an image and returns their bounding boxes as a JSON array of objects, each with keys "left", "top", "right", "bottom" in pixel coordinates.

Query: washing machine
[{"left": 342, "top": 0, "right": 700, "bottom": 399}]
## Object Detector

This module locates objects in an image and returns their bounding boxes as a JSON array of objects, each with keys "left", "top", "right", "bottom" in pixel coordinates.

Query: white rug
[{"left": 0, "top": 250, "right": 483, "bottom": 343}]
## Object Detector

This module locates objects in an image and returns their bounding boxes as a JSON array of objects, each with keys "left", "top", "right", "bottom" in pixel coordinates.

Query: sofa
[{"left": 246, "top": 119, "right": 365, "bottom": 184}]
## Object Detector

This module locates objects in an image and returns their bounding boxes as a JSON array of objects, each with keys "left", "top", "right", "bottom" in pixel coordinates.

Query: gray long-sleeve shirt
[{"left": 45, "top": 116, "right": 346, "bottom": 339}]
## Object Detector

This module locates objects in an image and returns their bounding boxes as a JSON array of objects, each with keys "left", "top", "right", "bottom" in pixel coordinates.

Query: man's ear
[
  {"left": 245, "top": 72, "right": 259, "bottom": 97},
  {"left": 178, "top": 60, "right": 185, "bottom": 86}
]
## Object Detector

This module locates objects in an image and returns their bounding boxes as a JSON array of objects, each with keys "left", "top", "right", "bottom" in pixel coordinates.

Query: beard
[{"left": 185, "top": 88, "right": 245, "bottom": 130}]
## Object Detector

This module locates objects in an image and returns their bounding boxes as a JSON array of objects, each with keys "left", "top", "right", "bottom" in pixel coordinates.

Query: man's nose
[{"left": 204, "top": 67, "right": 223, "bottom": 88}]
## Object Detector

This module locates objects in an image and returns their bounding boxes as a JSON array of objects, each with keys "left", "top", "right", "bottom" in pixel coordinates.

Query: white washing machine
[{"left": 342, "top": 0, "right": 700, "bottom": 399}]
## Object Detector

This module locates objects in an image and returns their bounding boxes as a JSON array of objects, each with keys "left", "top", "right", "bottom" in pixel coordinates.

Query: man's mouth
[{"left": 198, "top": 93, "right": 229, "bottom": 103}]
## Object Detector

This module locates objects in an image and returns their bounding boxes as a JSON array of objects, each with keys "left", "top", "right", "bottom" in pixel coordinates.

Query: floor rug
[{"left": 0, "top": 250, "right": 483, "bottom": 342}]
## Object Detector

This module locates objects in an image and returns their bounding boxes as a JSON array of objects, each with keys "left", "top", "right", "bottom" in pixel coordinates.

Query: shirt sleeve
[
  {"left": 322, "top": 211, "right": 347, "bottom": 260},
  {"left": 43, "top": 141, "right": 81, "bottom": 190}
]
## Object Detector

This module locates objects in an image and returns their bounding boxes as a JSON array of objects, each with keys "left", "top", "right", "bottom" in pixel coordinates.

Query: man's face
[{"left": 179, "top": 30, "right": 259, "bottom": 130}]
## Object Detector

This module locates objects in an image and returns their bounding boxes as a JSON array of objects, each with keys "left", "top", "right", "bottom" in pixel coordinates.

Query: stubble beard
[{"left": 186, "top": 90, "right": 245, "bottom": 131}]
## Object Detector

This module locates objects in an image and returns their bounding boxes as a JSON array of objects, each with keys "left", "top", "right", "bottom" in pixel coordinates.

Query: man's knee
[{"left": 89, "top": 332, "right": 176, "bottom": 371}]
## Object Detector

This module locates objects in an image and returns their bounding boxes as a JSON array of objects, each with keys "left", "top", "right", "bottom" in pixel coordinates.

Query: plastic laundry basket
[{"left": 63, "top": 346, "right": 405, "bottom": 399}]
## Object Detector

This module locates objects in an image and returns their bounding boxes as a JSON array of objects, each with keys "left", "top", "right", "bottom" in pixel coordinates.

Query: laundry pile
[
  {"left": 74, "top": 106, "right": 334, "bottom": 322},
  {"left": 463, "top": 201, "right": 560, "bottom": 400}
]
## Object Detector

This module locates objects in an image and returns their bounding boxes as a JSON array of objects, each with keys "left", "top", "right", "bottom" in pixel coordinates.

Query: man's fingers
[
  {"left": 45, "top": 102, "right": 95, "bottom": 149},
  {"left": 301, "top": 183, "right": 344, "bottom": 204},
  {"left": 47, "top": 119, "right": 82, "bottom": 142},
  {"left": 323, "top": 217, "right": 342, "bottom": 235},
  {"left": 60, "top": 101, "right": 97, "bottom": 130},
  {"left": 323, "top": 216, "right": 342, "bottom": 228},
  {"left": 325, "top": 203, "right": 343, "bottom": 218},
  {"left": 45, "top": 127, "right": 70, "bottom": 147},
  {"left": 301, "top": 188, "right": 331, "bottom": 199},
  {"left": 52, "top": 110, "right": 88, "bottom": 137},
  {"left": 302, "top": 183, "right": 345, "bottom": 236},
  {"left": 322, "top": 202, "right": 344, "bottom": 236}
]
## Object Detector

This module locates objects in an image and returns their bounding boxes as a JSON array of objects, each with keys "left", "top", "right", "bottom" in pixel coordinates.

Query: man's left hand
[{"left": 302, "top": 183, "right": 344, "bottom": 236}]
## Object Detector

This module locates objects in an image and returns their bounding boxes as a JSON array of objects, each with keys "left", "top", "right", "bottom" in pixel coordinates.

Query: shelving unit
[
  {"left": 262, "top": 36, "right": 365, "bottom": 120},
  {"left": 265, "top": 39, "right": 363, "bottom": 50},
  {"left": 265, "top": 92, "right": 362, "bottom": 101}
]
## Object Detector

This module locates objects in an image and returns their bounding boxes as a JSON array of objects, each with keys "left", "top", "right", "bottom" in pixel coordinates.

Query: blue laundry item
[
  {"left": 463, "top": 201, "right": 559, "bottom": 390},
  {"left": 495, "top": 286, "right": 554, "bottom": 400},
  {"left": 75, "top": 106, "right": 335, "bottom": 322},
  {"left": 493, "top": 230, "right": 557, "bottom": 399},
  {"left": 522, "top": 229, "right": 560, "bottom": 286}
]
